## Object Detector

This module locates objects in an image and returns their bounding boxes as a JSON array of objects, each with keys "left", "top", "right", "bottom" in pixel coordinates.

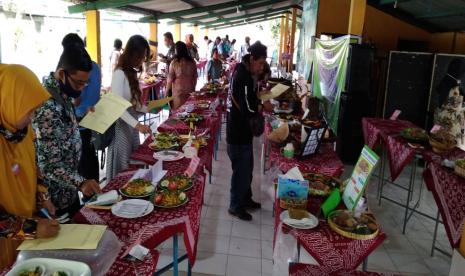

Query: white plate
[
  {"left": 153, "top": 150, "right": 184, "bottom": 161},
  {"left": 279, "top": 210, "right": 319, "bottom": 230},
  {"left": 7, "top": 258, "right": 91, "bottom": 276},
  {"left": 111, "top": 199, "right": 154, "bottom": 219}
]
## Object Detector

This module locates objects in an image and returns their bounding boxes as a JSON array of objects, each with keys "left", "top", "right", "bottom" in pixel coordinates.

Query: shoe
[
  {"left": 228, "top": 208, "right": 252, "bottom": 221},
  {"left": 245, "top": 200, "right": 261, "bottom": 210}
]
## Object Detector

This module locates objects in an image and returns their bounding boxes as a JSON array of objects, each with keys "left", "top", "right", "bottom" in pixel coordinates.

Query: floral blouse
[{"left": 32, "top": 74, "right": 83, "bottom": 211}]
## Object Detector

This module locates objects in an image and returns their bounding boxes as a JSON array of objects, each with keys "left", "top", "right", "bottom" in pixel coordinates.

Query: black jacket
[{"left": 226, "top": 55, "right": 259, "bottom": 145}]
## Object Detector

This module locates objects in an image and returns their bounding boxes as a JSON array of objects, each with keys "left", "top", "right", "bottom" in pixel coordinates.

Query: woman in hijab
[{"left": 0, "top": 64, "right": 60, "bottom": 269}]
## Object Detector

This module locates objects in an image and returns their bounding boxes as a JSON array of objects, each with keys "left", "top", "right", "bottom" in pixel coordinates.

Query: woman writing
[
  {"left": 106, "top": 35, "right": 152, "bottom": 180},
  {"left": 0, "top": 64, "right": 60, "bottom": 269},
  {"left": 167, "top": 41, "right": 198, "bottom": 109}
]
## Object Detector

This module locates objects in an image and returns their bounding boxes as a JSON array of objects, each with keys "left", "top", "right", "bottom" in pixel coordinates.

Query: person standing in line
[
  {"left": 166, "top": 41, "right": 198, "bottom": 109},
  {"left": 226, "top": 42, "right": 269, "bottom": 221},
  {"left": 159, "top": 32, "right": 176, "bottom": 70},
  {"left": 61, "top": 33, "right": 101, "bottom": 182},
  {"left": 106, "top": 35, "right": 153, "bottom": 180},
  {"left": 206, "top": 48, "right": 223, "bottom": 82},
  {"left": 208, "top": 37, "right": 222, "bottom": 61},
  {"left": 229, "top": 39, "right": 237, "bottom": 60},
  {"left": 33, "top": 45, "right": 102, "bottom": 219},
  {"left": 238, "top": 36, "right": 251, "bottom": 62},
  {"left": 185, "top": 34, "right": 200, "bottom": 62},
  {"left": 0, "top": 64, "right": 60, "bottom": 269},
  {"left": 110, "top": 38, "right": 123, "bottom": 75},
  {"left": 203, "top": 36, "right": 210, "bottom": 59}
]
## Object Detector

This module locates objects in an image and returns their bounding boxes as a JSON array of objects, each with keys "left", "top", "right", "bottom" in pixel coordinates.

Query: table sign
[
  {"left": 277, "top": 175, "right": 309, "bottom": 201},
  {"left": 342, "top": 146, "right": 379, "bottom": 210},
  {"left": 431, "top": 124, "right": 442, "bottom": 134},
  {"left": 389, "top": 109, "right": 401, "bottom": 120},
  {"left": 185, "top": 156, "right": 200, "bottom": 177}
]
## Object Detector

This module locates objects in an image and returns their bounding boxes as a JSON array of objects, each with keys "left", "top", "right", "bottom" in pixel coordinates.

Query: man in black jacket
[{"left": 226, "top": 42, "right": 268, "bottom": 221}]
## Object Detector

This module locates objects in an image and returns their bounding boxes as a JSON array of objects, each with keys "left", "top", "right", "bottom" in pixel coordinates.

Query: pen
[{"left": 40, "top": 208, "right": 53, "bottom": 220}]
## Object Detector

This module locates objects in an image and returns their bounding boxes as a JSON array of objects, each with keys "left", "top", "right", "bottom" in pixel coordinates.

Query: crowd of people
[{"left": 0, "top": 30, "right": 271, "bottom": 268}]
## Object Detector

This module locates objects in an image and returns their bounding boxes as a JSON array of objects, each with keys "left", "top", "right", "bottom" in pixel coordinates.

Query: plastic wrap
[
  {"left": 16, "top": 230, "right": 122, "bottom": 276},
  {"left": 272, "top": 221, "right": 298, "bottom": 276}
]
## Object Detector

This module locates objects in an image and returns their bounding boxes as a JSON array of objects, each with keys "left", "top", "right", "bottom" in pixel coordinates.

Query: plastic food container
[{"left": 15, "top": 230, "right": 122, "bottom": 276}]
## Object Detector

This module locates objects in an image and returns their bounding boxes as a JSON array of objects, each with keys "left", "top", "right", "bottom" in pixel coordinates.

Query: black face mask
[
  {"left": 0, "top": 124, "right": 28, "bottom": 143},
  {"left": 59, "top": 73, "right": 82, "bottom": 98}
]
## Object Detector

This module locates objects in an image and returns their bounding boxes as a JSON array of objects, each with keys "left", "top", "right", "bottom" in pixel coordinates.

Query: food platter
[
  {"left": 178, "top": 113, "right": 204, "bottom": 123},
  {"left": 178, "top": 135, "right": 208, "bottom": 148},
  {"left": 149, "top": 140, "right": 179, "bottom": 151},
  {"left": 328, "top": 210, "right": 379, "bottom": 240},
  {"left": 303, "top": 173, "right": 344, "bottom": 196},
  {"left": 119, "top": 178, "right": 155, "bottom": 198},
  {"left": 153, "top": 190, "right": 188, "bottom": 208},
  {"left": 7, "top": 258, "right": 91, "bottom": 276},
  {"left": 400, "top": 128, "right": 429, "bottom": 142},
  {"left": 159, "top": 175, "right": 193, "bottom": 191},
  {"left": 153, "top": 150, "right": 184, "bottom": 161},
  {"left": 279, "top": 209, "right": 319, "bottom": 230}
]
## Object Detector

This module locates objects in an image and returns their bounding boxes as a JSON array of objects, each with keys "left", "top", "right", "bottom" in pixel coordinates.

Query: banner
[
  {"left": 312, "top": 36, "right": 350, "bottom": 133},
  {"left": 296, "top": 0, "right": 318, "bottom": 80}
]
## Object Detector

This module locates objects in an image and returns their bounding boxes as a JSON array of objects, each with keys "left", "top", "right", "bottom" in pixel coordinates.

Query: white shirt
[{"left": 111, "top": 69, "right": 147, "bottom": 128}]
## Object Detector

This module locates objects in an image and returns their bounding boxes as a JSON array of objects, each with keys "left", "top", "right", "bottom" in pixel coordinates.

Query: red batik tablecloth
[
  {"left": 362, "top": 117, "right": 420, "bottom": 181},
  {"left": 423, "top": 162, "right": 465, "bottom": 248},
  {"left": 140, "top": 79, "right": 165, "bottom": 105},
  {"left": 263, "top": 119, "right": 344, "bottom": 175},
  {"left": 289, "top": 263, "right": 395, "bottom": 276},
  {"left": 73, "top": 161, "right": 206, "bottom": 274},
  {"left": 274, "top": 197, "right": 386, "bottom": 273}
]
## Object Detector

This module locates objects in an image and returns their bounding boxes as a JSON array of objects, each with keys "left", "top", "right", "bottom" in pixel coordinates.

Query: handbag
[{"left": 231, "top": 92, "right": 264, "bottom": 137}]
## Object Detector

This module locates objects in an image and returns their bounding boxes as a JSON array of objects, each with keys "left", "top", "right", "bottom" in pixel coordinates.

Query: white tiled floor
[{"left": 153, "top": 124, "right": 452, "bottom": 275}]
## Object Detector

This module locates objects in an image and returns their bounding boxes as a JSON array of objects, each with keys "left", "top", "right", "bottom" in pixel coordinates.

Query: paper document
[
  {"left": 79, "top": 93, "right": 131, "bottom": 134},
  {"left": 259, "top": 83, "right": 290, "bottom": 101},
  {"left": 85, "top": 190, "right": 119, "bottom": 206},
  {"left": 147, "top": 97, "right": 173, "bottom": 111},
  {"left": 18, "top": 224, "right": 107, "bottom": 250}
]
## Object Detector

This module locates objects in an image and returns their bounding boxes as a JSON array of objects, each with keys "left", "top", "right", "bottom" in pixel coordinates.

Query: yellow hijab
[{"left": 0, "top": 64, "right": 50, "bottom": 217}]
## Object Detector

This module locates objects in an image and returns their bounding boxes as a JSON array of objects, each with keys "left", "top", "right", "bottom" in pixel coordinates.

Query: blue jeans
[{"left": 227, "top": 144, "right": 254, "bottom": 212}]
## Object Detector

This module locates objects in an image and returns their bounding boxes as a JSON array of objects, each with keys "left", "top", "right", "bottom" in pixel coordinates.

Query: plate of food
[
  {"left": 153, "top": 132, "right": 178, "bottom": 143},
  {"left": 119, "top": 178, "right": 155, "bottom": 198},
  {"left": 149, "top": 140, "right": 179, "bottom": 151},
  {"left": 400, "top": 128, "right": 429, "bottom": 142},
  {"left": 111, "top": 199, "right": 154, "bottom": 218},
  {"left": 153, "top": 150, "right": 184, "bottom": 161},
  {"left": 302, "top": 118, "right": 324, "bottom": 128},
  {"left": 153, "top": 190, "right": 188, "bottom": 208},
  {"left": 429, "top": 129, "right": 457, "bottom": 153},
  {"left": 159, "top": 175, "right": 193, "bottom": 191},
  {"left": 178, "top": 113, "right": 204, "bottom": 123},
  {"left": 7, "top": 258, "right": 91, "bottom": 276},
  {"left": 178, "top": 135, "right": 208, "bottom": 148},
  {"left": 328, "top": 210, "right": 379, "bottom": 240},
  {"left": 279, "top": 209, "right": 318, "bottom": 229},
  {"left": 303, "top": 173, "right": 344, "bottom": 196}
]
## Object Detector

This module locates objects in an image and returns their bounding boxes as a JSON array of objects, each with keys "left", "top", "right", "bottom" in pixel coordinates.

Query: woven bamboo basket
[
  {"left": 328, "top": 211, "right": 379, "bottom": 240},
  {"left": 429, "top": 137, "right": 456, "bottom": 153}
]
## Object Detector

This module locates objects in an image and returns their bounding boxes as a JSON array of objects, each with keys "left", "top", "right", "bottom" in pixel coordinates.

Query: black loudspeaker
[
  {"left": 337, "top": 44, "right": 376, "bottom": 163},
  {"left": 383, "top": 51, "right": 433, "bottom": 128}
]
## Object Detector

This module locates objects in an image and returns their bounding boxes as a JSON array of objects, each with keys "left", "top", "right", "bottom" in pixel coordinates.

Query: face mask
[
  {"left": 59, "top": 74, "right": 81, "bottom": 98},
  {"left": 0, "top": 124, "right": 28, "bottom": 143}
]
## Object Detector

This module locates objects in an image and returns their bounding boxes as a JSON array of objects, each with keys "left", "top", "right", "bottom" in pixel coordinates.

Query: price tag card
[
  {"left": 430, "top": 124, "right": 442, "bottom": 134},
  {"left": 390, "top": 109, "right": 401, "bottom": 120},
  {"left": 185, "top": 156, "right": 200, "bottom": 177}
]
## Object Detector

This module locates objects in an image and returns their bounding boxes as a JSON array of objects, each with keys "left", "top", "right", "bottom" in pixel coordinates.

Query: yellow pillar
[
  {"left": 288, "top": 8, "right": 297, "bottom": 72},
  {"left": 149, "top": 22, "right": 158, "bottom": 60},
  {"left": 85, "top": 10, "right": 101, "bottom": 65},
  {"left": 174, "top": 22, "right": 181, "bottom": 42},
  {"left": 193, "top": 24, "right": 199, "bottom": 40},
  {"left": 283, "top": 13, "right": 290, "bottom": 71},
  {"left": 278, "top": 16, "right": 285, "bottom": 66},
  {"left": 348, "top": 0, "right": 367, "bottom": 36}
]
